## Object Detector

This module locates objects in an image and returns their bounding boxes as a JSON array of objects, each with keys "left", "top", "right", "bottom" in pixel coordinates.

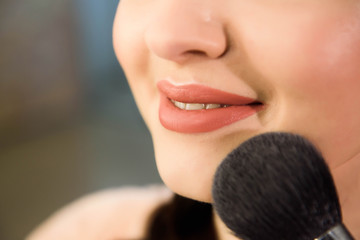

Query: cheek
[
  {"left": 302, "top": 22, "right": 360, "bottom": 163},
  {"left": 244, "top": 6, "right": 360, "bottom": 94},
  {"left": 298, "top": 21, "right": 360, "bottom": 160},
  {"left": 113, "top": 2, "right": 158, "bottom": 125},
  {"left": 294, "top": 13, "right": 360, "bottom": 123},
  {"left": 298, "top": 10, "right": 360, "bottom": 93},
  {"left": 242, "top": 7, "right": 360, "bottom": 164},
  {"left": 113, "top": 1, "right": 154, "bottom": 80}
]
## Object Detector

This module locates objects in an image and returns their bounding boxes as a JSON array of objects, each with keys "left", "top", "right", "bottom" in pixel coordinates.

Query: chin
[
  {"left": 150, "top": 119, "right": 264, "bottom": 204},
  {"left": 159, "top": 166, "right": 214, "bottom": 203},
  {"left": 153, "top": 140, "right": 227, "bottom": 204}
]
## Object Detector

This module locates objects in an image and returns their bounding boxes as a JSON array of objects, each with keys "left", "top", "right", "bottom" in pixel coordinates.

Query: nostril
[
  {"left": 186, "top": 50, "right": 208, "bottom": 57},
  {"left": 187, "top": 50, "right": 206, "bottom": 55}
]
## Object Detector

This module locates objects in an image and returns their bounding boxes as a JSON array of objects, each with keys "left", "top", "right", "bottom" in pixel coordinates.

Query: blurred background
[{"left": 0, "top": 0, "right": 162, "bottom": 239}]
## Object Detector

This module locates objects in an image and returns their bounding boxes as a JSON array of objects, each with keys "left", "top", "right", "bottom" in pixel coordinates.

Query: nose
[{"left": 145, "top": 2, "right": 227, "bottom": 63}]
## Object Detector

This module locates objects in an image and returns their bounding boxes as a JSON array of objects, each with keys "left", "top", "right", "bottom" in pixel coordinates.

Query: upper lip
[{"left": 157, "top": 80, "right": 260, "bottom": 105}]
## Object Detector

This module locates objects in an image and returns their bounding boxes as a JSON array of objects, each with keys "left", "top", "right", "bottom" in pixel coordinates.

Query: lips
[{"left": 157, "top": 80, "right": 264, "bottom": 133}]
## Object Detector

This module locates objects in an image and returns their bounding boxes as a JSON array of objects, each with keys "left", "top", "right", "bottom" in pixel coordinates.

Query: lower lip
[{"left": 159, "top": 95, "right": 263, "bottom": 133}]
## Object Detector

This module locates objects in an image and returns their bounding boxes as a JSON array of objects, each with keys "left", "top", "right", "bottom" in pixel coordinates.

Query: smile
[
  {"left": 170, "top": 99, "right": 231, "bottom": 110},
  {"left": 157, "top": 80, "right": 264, "bottom": 133}
]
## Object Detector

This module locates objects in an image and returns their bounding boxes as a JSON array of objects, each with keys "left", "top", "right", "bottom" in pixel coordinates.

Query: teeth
[
  {"left": 174, "top": 101, "right": 186, "bottom": 109},
  {"left": 185, "top": 103, "right": 205, "bottom": 110},
  {"left": 171, "top": 100, "right": 230, "bottom": 110},
  {"left": 206, "top": 103, "right": 221, "bottom": 109}
]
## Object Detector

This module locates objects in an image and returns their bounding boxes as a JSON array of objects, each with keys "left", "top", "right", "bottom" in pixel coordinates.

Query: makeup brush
[{"left": 212, "top": 132, "right": 354, "bottom": 240}]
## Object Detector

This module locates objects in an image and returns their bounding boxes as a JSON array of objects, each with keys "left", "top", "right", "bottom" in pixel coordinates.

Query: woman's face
[{"left": 113, "top": 0, "right": 360, "bottom": 202}]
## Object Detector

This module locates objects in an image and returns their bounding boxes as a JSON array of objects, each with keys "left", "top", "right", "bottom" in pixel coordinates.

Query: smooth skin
[{"left": 113, "top": 0, "right": 360, "bottom": 238}]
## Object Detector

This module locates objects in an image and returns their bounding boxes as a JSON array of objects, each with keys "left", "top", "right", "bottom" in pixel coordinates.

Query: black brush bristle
[{"left": 212, "top": 132, "right": 342, "bottom": 240}]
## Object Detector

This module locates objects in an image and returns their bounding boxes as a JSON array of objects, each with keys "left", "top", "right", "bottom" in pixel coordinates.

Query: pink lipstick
[{"left": 157, "top": 80, "right": 264, "bottom": 133}]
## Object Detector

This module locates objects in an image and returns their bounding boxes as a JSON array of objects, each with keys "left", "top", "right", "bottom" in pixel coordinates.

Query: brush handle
[{"left": 315, "top": 224, "right": 354, "bottom": 240}]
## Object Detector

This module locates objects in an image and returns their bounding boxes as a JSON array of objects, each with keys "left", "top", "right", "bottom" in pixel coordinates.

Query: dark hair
[{"left": 145, "top": 194, "right": 218, "bottom": 240}]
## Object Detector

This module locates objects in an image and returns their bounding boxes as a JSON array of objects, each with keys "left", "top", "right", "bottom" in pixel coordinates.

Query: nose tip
[{"left": 145, "top": 8, "right": 227, "bottom": 63}]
